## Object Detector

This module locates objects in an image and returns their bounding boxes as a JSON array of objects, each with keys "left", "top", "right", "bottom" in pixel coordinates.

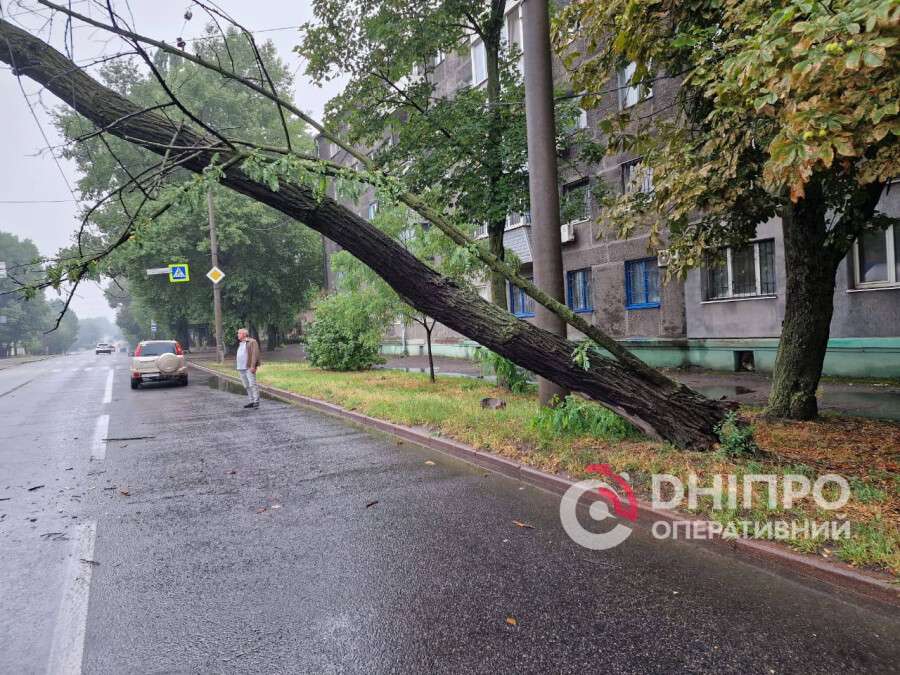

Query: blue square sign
[{"left": 168, "top": 264, "right": 190, "bottom": 283}]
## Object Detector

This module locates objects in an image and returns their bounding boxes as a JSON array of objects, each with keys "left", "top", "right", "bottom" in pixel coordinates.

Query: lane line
[
  {"left": 90, "top": 415, "right": 109, "bottom": 461},
  {"left": 102, "top": 369, "right": 114, "bottom": 405},
  {"left": 46, "top": 521, "right": 97, "bottom": 675}
]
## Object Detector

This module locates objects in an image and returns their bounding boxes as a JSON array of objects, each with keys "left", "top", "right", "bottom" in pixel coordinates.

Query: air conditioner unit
[
  {"left": 560, "top": 222, "right": 576, "bottom": 243},
  {"left": 657, "top": 249, "right": 671, "bottom": 267}
]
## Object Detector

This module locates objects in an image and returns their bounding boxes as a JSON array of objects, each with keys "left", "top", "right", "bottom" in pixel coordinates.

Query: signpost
[
  {"left": 207, "top": 190, "right": 225, "bottom": 363},
  {"left": 0, "top": 261, "right": 6, "bottom": 279}
]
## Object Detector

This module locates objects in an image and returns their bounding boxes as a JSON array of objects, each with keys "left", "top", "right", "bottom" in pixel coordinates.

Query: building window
[
  {"left": 367, "top": 201, "right": 378, "bottom": 221},
  {"left": 617, "top": 61, "right": 653, "bottom": 109},
  {"left": 566, "top": 268, "right": 593, "bottom": 312},
  {"left": 621, "top": 158, "right": 654, "bottom": 194},
  {"left": 704, "top": 239, "right": 776, "bottom": 300},
  {"left": 503, "top": 4, "right": 524, "bottom": 72},
  {"left": 854, "top": 225, "right": 899, "bottom": 287},
  {"left": 576, "top": 107, "right": 588, "bottom": 129},
  {"left": 625, "top": 258, "right": 661, "bottom": 309},
  {"left": 560, "top": 180, "right": 590, "bottom": 225},
  {"left": 508, "top": 279, "right": 535, "bottom": 317},
  {"left": 471, "top": 38, "right": 487, "bottom": 85}
]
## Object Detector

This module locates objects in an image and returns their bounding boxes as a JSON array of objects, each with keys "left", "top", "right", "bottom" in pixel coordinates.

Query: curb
[{"left": 190, "top": 361, "right": 900, "bottom": 608}]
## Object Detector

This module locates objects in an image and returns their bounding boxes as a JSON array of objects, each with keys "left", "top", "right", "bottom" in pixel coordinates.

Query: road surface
[{"left": 1, "top": 351, "right": 898, "bottom": 673}]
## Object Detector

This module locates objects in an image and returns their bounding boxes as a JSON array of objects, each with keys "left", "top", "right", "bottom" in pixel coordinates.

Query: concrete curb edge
[{"left": 190, "top": 361, "right": 899, "bottom": 607}]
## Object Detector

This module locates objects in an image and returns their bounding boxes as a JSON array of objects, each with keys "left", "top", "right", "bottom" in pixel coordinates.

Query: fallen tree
[{"left": 0, "top": 17, "right": 730, "bottom": 448}]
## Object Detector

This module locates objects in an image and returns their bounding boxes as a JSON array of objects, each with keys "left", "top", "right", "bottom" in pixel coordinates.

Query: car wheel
[
  {"left": 130, "top": 378, "right": 140, "bottom": 390},
  {"left": 179, "top": 376, "right": 189, "bottom": 387}
]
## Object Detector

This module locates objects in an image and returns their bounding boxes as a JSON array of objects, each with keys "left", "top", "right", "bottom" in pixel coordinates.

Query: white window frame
[
  {"left": 704, "top": 240, "right": 776, "bottom": 301},
  {"left": 470, "top": 37, "right": 487, "bottom": 86},
  {"left": 560, "top": 180, "right": 591, "bottom": 226},
  {"left": 621, "top": 158, "right": 654, "bottom": 194},
  {"left": 853, "top": 224, "right": 898, "bottom": 288},
  {"left": 617, "top": 61, "right": 653, "bottom": 110}
]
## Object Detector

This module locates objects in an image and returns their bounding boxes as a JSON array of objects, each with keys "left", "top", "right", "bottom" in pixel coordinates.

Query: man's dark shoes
[
  {"left": 243, "top": 402, "right": 255, "bottom": 408},
  {"left": 251, "top": 402, "right": 260, "bottom": 408}
]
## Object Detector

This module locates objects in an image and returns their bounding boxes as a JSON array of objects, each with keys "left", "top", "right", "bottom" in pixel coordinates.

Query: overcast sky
[{"left": 0, "top": 1, "right": 345, "bottom": 320}]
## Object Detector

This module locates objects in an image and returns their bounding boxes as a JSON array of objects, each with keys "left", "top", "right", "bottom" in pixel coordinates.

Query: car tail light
[
  {"left": 132, "top": 371, "right": 141, "bottom": 378},
  {"left": 134, "top": 344, "right": 143, "bottom": 356},
  {"left": 175, "top": 342, "right": 184, "bottom": 355}
]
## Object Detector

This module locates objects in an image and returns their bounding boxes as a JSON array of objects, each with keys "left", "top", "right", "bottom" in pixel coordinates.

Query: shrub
[
  {"left": 304, "top": 292, "right": 388, "bottom": 371},
  {"left": 531, "top": 395, "right": 640, "bottom": 442},
  {"left": 473, "top": 347, "right": 531, "bottom": 393},
  {"left": 714, "top": 411, "right": 759, "bottom": 457}
]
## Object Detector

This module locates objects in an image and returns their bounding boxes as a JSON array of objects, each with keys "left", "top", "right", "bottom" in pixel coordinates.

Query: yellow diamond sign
[{"left": 206, "top": 266, "right": 225, "bottom": 284}]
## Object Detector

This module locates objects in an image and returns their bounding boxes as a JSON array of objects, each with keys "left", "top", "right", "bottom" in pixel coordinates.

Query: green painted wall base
[
  {"left": 383, "top": 337, "right": 900, "bottom": 379},
  {"left": 381, "top": 340, "right": 481, "bottom": 361}
]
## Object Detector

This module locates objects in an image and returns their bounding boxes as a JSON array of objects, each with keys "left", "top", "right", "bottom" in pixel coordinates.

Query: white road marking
[
  {"left": 82, "top": 367, "right": 93, "bottom": 372},
  {"left": 46, "top": 521, "right": 97, "bottom": 675},
  {"left": 102, "top": 369, "right": 114, "bottom": 404},
  {"left": 90, "top": 414, "right": 109, "bottom": 461},
  {"left": 52, "top": 368, "right": 62, "bottom": 373}
]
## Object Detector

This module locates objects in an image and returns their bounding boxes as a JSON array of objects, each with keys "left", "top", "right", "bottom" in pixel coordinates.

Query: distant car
[
  {"left": 130, "top": 340, "right": 188, "bottom": 389},
  {"left": 95, "top": 343, "right": 114, "bottom": 355}
]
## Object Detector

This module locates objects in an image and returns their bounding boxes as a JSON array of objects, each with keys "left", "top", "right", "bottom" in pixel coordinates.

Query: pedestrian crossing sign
[{"left": 168, "top": 264, "right": 190, "bottom": 283}]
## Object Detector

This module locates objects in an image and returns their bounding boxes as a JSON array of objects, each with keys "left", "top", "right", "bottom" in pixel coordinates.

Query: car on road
[
  {"left": 95, "top": 343, "right": 114, "bottom": 355},
  {"left": 130, "top": 340, "right": 188, "bottom": 389}
]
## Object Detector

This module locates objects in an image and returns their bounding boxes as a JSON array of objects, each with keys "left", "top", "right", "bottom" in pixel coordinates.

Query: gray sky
[{"left": 0, "top": 1, "right": 344, "bottom": 319}]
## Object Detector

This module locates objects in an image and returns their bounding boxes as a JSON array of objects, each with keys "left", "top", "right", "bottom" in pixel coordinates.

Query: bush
[
  {"left": 303, "top": 292, "right": 388, "bottom": 371},
  {"left": 473, "top": 347, "right": 531, "bottom": 393},
  {"left": 714, "top": 411, "right": 759, "bottom": 457},
  {"left": 531, "top": 395, "right": 640, "bottom": 442}
]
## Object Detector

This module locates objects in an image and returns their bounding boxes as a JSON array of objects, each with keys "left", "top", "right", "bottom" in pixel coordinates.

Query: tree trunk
[
  {"left": 425, "top": 320, "right": 436, "bottom": 383},
  {"left": 0, "top": 19, "right": 729, "bottom": 448},
  {"left": 766, "top": 180, "right": 886, "bottom": 419},
  {"left": 266, "top": 323, "right": 277, "bottom": 351},
  {"left": 765, "top": 203, "right": 836, "bottom": 419}
]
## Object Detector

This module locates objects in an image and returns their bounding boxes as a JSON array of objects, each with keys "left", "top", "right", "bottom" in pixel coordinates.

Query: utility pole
[
  {"left": 207, "top": 188, "right": 225, "bottom": 363},
  {"left": 523, "top": 0, "right": 569, "bottom": 407}
]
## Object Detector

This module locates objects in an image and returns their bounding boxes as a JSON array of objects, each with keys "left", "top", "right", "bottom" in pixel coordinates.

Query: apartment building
[{"left": 317, "top": 2, "right": 900, "bottom": 378}]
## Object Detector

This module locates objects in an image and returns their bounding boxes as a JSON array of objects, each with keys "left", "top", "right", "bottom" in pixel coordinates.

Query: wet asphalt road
[{"left": 1, "top": 351, "right": 899, "bottom": 674}]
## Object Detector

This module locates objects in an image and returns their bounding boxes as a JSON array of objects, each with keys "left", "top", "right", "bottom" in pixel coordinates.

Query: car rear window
[{"left": 139, "top": 343, "right": 176, "bottom": 356}]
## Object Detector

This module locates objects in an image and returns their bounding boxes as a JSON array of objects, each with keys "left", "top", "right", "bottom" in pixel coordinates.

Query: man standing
[{"left": 235, "top": 328, "right": 261, "bottom": 408}]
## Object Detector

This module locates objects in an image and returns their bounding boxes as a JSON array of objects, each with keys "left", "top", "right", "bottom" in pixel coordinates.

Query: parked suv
[
  {"left": 130, "top": 340, "right": 188, "bottom": 389},
  {"left": 95, "top": 343, "right": 114, "bottom": 355}
]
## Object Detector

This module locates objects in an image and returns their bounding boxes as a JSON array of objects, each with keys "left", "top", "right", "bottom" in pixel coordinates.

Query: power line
[{"left": 0, "top": 198, "right": 82, "bottom": 203}]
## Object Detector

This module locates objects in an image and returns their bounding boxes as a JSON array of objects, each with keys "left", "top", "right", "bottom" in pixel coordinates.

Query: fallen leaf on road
[
  {"left": 256, "top": 507, "right": 267, "bottom": 514},
  {"left": 27, "top": 485, "right": 45, "bottom": 492},
  {"left": 271, "top": 504, "right": 282, "bottom": 510},
  {"left": 0, "top": 497, "right": 10, "bottom": 502},
  {"left": 505, "top": 616, "right": 518, "bottom": 626},
  {"left": 118, "top": 489, "right": 130, "bottom": 496},
  {"left": 80, "top": 558, "right": 100, "bottom": 566},
  {"left": 225, "top": 470, "right": 237, "bottom": 475},
  {"left": 424, "top": 460, "right": 435, "bottom": 466},
  {"left": 513, "top": 520, "right": 534, "bottom": 529},
  {"left": 366, "top": 500, "right": 379, "bottom": 508}
]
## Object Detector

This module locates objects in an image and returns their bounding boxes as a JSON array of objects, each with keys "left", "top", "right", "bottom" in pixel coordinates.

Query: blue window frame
[
  {"left": 566, "top": 268, "right": 593, "bottom": 312},
  {"left": 625, "top": 258, "right": 661, "bottom": 309},
  {"left": 508, "top": 281, "right": 535, "bottom": 317}
]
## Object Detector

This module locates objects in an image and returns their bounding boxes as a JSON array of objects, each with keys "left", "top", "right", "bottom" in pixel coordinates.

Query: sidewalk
[{"left": 0, "top": 355, "right": 51, "bottom": 372}]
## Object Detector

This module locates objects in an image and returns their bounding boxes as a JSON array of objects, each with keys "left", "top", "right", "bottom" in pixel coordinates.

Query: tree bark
[
  {"left": 0, "top": 18, "right": 730, "bottom": 448},
  {"left": 765, "top": 199, "right": 836, "bottom": 419},
  {"left": 766, "top": 180, "right": 885, "bottom": 419}
]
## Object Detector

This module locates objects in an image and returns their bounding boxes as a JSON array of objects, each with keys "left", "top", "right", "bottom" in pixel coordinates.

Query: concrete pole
[
  {"left": 207, "top": 189, "right": 226, "bottom": 363},
  {"left": 522, "top": 0, "right": 569, "bottom": 406}
]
